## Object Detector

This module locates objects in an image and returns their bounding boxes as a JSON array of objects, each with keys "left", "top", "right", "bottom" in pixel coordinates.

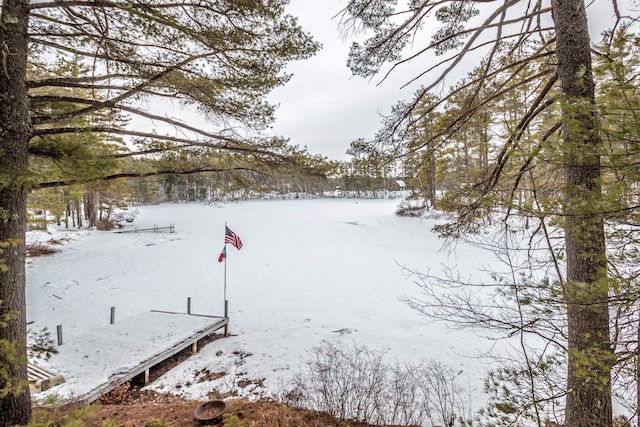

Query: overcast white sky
[
  {"left": 266, "top": 0, "right": 421, "bottom": 161},
  {"left": 125, "top": 0, "right": 421, "bottom": 162},
  {"left": 264, "top": 0, "right": 629, "bottom": 161},
  {"left": 127, "top": 1, "right": 626, "bottom": 163}
]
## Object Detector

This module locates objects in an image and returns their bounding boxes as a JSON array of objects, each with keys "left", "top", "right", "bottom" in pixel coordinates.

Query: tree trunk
[
  {"left": 552, "top": 1, "right": 613, "bottom": 426},
  {"left": 0, "top": 1, "right": 32, "bottom": 425},
  {"left": 65, "top": 197, "right": 71, "bottom": 228},
  {"left": 84, "top": 192, "right": 97, "bottom": 227},
  {"left": 76, "top": 198, "right": 82, "bottom": 228},
  {"left": 428, "top": 149, "right": 437, "bottom": 209}
]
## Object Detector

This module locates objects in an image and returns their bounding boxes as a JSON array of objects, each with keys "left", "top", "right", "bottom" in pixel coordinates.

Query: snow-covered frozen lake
[{"left": 26, "top": 198, "right": 502, "bottom": 407}]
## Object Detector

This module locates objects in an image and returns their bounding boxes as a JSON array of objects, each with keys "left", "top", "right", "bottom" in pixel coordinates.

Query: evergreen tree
[
  {"left": 340, "top": 1, "right": 637, "bottom": 425},
  {"left": 0, "top": 1, "right": 318, "bottom": 424}
]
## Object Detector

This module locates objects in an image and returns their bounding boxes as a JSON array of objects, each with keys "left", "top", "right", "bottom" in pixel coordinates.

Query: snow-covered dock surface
[{"left": 33, "top": 311, "right": 228, "bottom": 405}]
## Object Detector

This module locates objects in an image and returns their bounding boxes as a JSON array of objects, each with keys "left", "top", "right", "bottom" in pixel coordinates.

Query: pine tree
[
  {"left": 339, "top": 1, "right": 636, "bottom": 425},
  {"left": 0, "top": 2, "right": 318, "bottom": 424}
]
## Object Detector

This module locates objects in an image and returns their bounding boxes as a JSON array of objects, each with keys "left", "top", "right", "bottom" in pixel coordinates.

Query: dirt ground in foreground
[
  {"left": 35, "top": 390, "right": 416, "bottom": 427},
  {"left": 87, "top": 398, "right": 372, "bottom": 427}
]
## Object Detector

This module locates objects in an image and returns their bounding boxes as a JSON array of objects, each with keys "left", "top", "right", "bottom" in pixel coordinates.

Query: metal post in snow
[
  {"left": 224, "top": 221, "right": 228, "bottom": 319},
  {"left": 187, "top": 297, "right": 191, "bottom": 315},
  {"left": 110, "top": 306, "right": 115, "bottom": 324},
  {"left": 56, "top": 325, "right": 63, "bottom": 346}
]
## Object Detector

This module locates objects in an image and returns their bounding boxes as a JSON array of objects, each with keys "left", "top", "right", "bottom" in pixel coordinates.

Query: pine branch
[
  {"left": 27, "top": 74, "right": 131, "bottom": 89},
  {"left": 31, "top": 53, "right": 211, "bottom": 125},
  {"left": 30, "top": 127, "right": 290, "bottom": 162},
  {"left": 34, "top": 166, "right": 258, "bottom": 189},
  {"left": 402, "top": 68, "right": 555, "bottom": 158},
  {"left": 31, "top": 38, "right": 168, "bottom": 68},
  {"left": 30, "top": 96, "right": 244, "bottom": 145},
  {"left": 387, "top": 7, "right": 551, "bottom": 88}
]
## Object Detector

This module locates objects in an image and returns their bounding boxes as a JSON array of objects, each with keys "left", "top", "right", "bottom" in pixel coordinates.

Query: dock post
[
  {"left": 144, "top": 369, "right": 150, "bottom": 385},
  {"left": 187, "top": 297, "right": 191, "bottom": 315},
  {"left": 191, "top": 341, "right": 197, "bottom": 354},
  {"left": 56, "top": 325, "right": 63, "bottom": 345},
  {"left": 110, "top": 307, "right": 115, "bottom": 324}
]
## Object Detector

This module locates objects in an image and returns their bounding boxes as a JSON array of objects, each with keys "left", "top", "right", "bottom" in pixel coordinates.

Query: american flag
[{"left": 225, "top": 226, "right": 243, "bottom": 250}]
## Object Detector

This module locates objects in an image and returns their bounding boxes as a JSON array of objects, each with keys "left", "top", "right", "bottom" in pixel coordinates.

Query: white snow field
[{"left": 26, "top": 198, "right": 503, "bottom": 408}]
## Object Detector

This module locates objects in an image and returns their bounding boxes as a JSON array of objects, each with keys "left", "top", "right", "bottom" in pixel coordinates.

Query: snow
[
  {"left": 32, "top": 311, "right": 224, "bottom": 401},
  {"left": 26, "top": 199, "right": 502, "bottom": 408}
]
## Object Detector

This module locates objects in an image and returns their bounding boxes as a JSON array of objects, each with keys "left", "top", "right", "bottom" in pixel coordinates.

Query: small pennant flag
[
  {"left": 218, "top": 246, "right": 226, "bottom": 263},
  {"left": 225, "top": 226, "right": 243, "bottom": 250}
]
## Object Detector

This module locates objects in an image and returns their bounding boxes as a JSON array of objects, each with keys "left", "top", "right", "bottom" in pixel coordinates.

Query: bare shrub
[
  {"left": 285, "top": 341, "right": 467, "bottom": 426},
  {"left": 48, "top": 237, "right": 70, "bottom": 245},
  {"left": 96, "top": 219, "right": 116, "bottom": 230},
  {"left": 396, "top": 200, "right": 427, "bottom": 217},
  {"left": 386, "top": 361, "right": 426, "bottom": 425},
  {"left": 415, "top": 360, "right": 463, "bottom": 427},
  {"left": 613, "top": 415, "right": 631, "bottom": 427},
  {"left": 285, "top": 341, "right": 386, "bottom": 423},
  {"left": 100, "top": 381, "right": 134, "bottom": 404},
  {"left": 26, "top": 243, "right": 60, "bottom": 257}
]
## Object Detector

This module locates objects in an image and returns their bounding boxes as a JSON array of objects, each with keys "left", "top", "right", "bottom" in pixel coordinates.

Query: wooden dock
[{"left": 32, "top": 310, "right": 228, "bottom": 406}]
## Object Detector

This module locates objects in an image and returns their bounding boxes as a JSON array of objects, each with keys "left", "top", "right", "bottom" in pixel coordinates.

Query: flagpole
[
  {"left": 223, "top": 222, "right": 228, "bottom": 336},
  {"left": 224, "top": 222, "right": 227, "bottom": 302}
]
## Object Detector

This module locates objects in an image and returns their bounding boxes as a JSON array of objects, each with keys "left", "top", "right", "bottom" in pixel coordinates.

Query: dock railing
[{"left": 117, "top": 224, "right": 175, "bottom": 234}]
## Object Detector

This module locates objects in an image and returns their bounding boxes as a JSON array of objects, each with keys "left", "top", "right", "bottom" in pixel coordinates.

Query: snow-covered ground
[{"left": 26, "top": 199, "right": 503, "bottom": 409}]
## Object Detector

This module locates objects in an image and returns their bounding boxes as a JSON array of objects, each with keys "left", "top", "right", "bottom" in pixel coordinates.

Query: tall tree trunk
[
  {"left": 428, "top": 149, "right": 436, "bottom": 209},
  {"left": 65, "top": 196, "right": 71, "bottom": 228},
  {"left": 552, "top": 1, "right": 613, "bottom": 426},
  {"left": 0, "top": 1, "right": 31, "bottom": 425},
  {"left": 76, "top": 198, "right": 82, "bottom": 228},
  {"left": 84, "top": 192, "right": 97, "bottom": 227}
]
